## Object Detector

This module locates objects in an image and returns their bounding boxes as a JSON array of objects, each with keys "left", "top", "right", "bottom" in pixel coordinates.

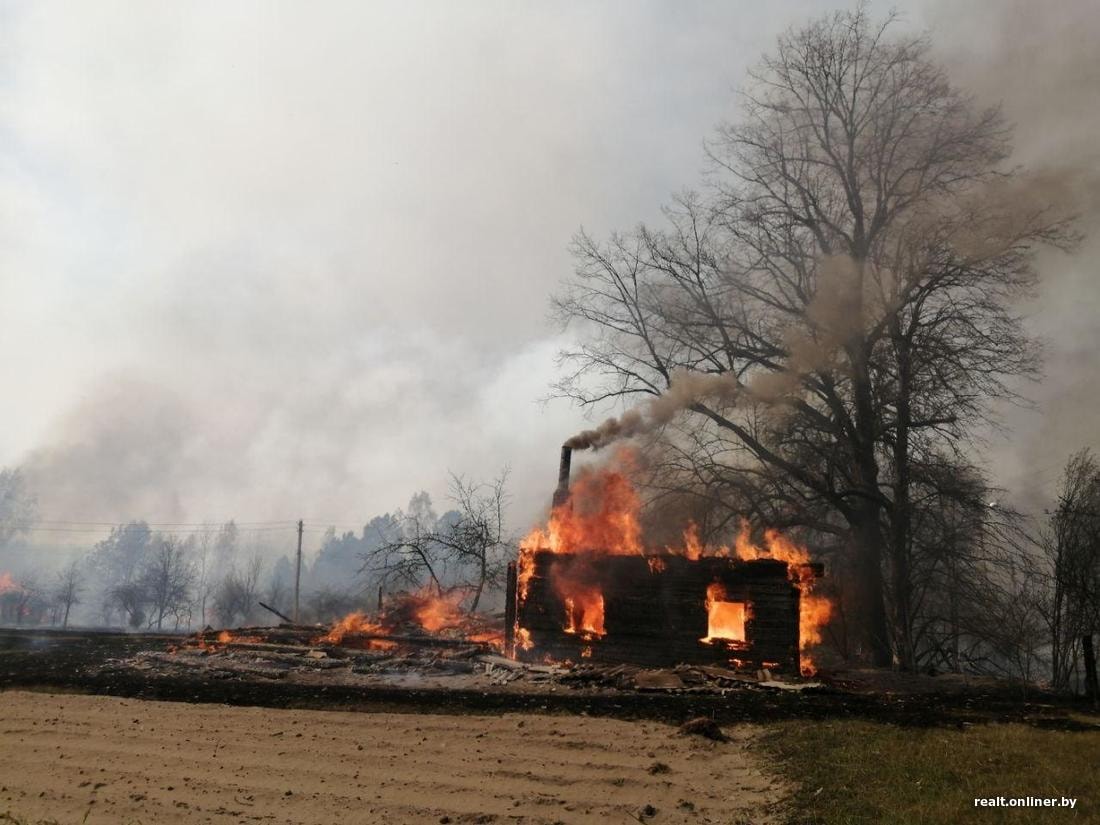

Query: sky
[{"left": 1, "top": 0, "right": 1097, "bottom": 555}]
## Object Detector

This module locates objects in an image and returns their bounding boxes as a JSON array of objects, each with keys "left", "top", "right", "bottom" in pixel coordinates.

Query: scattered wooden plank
[
  {"left": 634, "top": 670, "right": 686, "bottom": 690},
  {"left": 477, "top": 654, "right": 526, "bottom": 671}
]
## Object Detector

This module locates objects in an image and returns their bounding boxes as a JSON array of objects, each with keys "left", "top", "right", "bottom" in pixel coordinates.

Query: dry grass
[{"left": 760, "top": 718, "right": 1100, "bottom": 824}]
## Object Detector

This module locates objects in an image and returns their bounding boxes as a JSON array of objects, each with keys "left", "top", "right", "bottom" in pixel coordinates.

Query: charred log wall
[{"left": 516, "top": 552, "right": 800, "bottom": 671}]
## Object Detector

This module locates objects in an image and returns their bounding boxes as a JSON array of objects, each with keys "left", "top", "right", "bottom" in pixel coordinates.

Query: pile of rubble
[{"left": 91, "top": 623, "right": 818, "bottom": 695}]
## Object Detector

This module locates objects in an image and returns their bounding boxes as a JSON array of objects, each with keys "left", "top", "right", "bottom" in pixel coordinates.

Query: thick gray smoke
[
  {"left": 929, "top": 0, "right": 1100, "bottom": 510},
  {"left": 4, "top": 1, "right": 1097, "bottom": 555},
  {"left": 567, "top": 2, "right": 1100, "bottom": 489},
  {"left": 564, "top": 371, "right": 740, "bottom": 450},
  {"left": 2, "top": 2, "right": 834, "bottom": 545},
  {"left": 563, "top": 254, "right": 866, "bottom": 451}
]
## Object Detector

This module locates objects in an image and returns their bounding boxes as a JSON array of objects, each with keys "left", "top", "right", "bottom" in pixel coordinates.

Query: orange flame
[
  {"left": 700, "top": 583, "right": 747, "bottom": 644},
  {"left": 515, "top": 627, "right": 533, "bottom": 651},
  {"left": 408, "top": 590, "right": 465, "bottom": 632},
  {"left": 319, "top": 611, "right": 387, "bottom": 645},
  {"left": 563, "top": 589, "right": 606, "bottom": 638},
  {"left": 519, "top": 461, "right": 644, "bottom": 596},
  {"left": 688, "top": 521, "right": 831, "bottom": 673},
  {"left": 517, "top": 458, "right": 643, "bottom": 644},
  {"left": 515, "top": 456, "right": 831, "bottom": 674},
  {"left": 316, "top": 589, "right": 502, "bottom": 651},
  {"left": 466, "top": 629, "right": 505, "bottom": 646}
]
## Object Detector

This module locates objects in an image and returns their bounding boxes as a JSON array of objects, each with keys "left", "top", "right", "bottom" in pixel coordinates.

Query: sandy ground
[{"left": 0, "top": 690, "right": 784, "bottom": 825}]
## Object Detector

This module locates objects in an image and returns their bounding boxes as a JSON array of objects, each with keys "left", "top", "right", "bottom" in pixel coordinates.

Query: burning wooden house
[{"left": 506, "top": 447, "right": 828, "bottom": 674}]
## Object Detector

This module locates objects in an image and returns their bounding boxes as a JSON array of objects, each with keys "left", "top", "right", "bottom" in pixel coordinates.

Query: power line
[
  {"left": 21, "top": 526, "right": 296, "bottom": 535},
  {"left": 13, "top": 517, "right": 385, "bottom": 541},
  {"left": 28, "top": 519, "right": 298, "bottom": 527}
]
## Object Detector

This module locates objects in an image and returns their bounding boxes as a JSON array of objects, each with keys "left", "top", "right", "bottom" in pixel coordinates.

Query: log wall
[{"left": 515, "top": 552, "right": 802, "bottom": 672}]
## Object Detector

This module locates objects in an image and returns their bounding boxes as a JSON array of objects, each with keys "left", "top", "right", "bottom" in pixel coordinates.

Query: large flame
[
  {"left": 701, "top": 583, "right": 746, "bottom": 644},
  {"left": 517, "top": 458, "right": 832, "bottom": 674},
  {"left": 519, "top": 464, "right": 643, "bottom": 593},
  {"left": 719, "top": 523, "right": 834, "bottom": 665},
  {"left": 683, "top": 520, "right": 832, "bottom": 672},
  {"left": 517, "top": 461, "right": 643, "bottom": 641},
  {"left": 563, "top": 588, "right": 606, "bottom": 638}
]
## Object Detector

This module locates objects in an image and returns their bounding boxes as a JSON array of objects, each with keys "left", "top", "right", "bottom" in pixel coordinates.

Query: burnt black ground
[{"left": 1, "top": 627, "right": 1095, "bottom": 731}]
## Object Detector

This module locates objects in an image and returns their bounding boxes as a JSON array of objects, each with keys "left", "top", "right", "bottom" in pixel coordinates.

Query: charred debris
[{"left": 132, "top": 444, "right": 827, "bottom": 694}]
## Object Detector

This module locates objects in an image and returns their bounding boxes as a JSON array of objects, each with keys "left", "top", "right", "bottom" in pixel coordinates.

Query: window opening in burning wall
[
  {"left": 700, "top": 583, "right": 749, "bottom": 645},
  {"left": 562, "top": 588, "right": 606, "bottom": 639}
]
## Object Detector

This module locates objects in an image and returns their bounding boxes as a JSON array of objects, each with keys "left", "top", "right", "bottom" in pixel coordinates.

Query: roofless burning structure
[{"left": 506, "top": 446, "right": 828, "bottom": 674}]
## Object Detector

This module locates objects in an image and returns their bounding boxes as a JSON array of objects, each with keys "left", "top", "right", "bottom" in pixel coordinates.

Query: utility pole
[{"left": 294, "top": 519, "right": 303, "bottom": 623}]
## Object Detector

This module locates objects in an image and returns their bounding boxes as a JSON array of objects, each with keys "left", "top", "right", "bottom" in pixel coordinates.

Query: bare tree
[
  {"left": 439, "top": 470, "right": 514, "bottom": 611},
  {"left": 53, "top": 559, "right": 84, "bottom": 629},
  {"left": 265, "top": 569, "right": 291, "bottom": 616},
  {"left": 140, "top": 537, "right": 196, "bottom": 631},
  {"left": 212, "top": 551, "right": 264, "bottom": 627},
  {"left": 1042, "top": 450, "right": 1100, "bottom": 699},
  {"left": 361, "top": 475, "right": 514, "bottom": 611},
  {"left": 362, "top": 492, "right": 445, "bottom": 596},
  {"left": 554, "top": 7, "right": 1074, "bottom": 667},
  {"left": 109, "top": 581, "right": 148, "bottom": 629},
  {"left": 91, "top": 522, "right": 153, "bottom": 625},
  {"left": 192, "top": 525, "right": 216, "bottom": 628}
]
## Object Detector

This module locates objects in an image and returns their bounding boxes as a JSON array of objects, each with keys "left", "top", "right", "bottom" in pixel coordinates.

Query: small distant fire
[{"left": 189, "top": 629, "right": 264, "bottom": 652}]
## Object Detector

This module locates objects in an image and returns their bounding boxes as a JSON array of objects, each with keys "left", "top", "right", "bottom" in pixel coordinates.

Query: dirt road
[{"left": 0, "top": 690, "right": 783, "bottom": 824}]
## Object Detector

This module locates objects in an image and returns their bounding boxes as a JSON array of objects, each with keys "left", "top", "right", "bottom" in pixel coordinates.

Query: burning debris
[
  {"left": 509, "top": 446, "right": 831, "bottom": 675},
  {"left": 135, "top": 445, "right": 832, "bottom": 689},
  {"left": 123, "top": 573, "right": 819, "bottom": 697},
  {"left": 115, "top": 624, "right": 815, "bottom": 696},
  {"left": 181, "top": 588, "right": 505, "bottom": 656}
]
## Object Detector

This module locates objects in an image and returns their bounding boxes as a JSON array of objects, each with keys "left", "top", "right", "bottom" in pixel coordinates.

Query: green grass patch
[{"left": 759, "top": 719, "right": 1100, "bottom": 824}]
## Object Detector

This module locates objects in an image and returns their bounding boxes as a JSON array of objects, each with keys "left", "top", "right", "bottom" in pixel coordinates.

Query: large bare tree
[{"left": 554, "top": 8, "right": 1073, "bottom": 666}]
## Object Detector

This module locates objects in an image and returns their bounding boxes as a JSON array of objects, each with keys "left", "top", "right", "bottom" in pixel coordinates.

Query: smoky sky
[
  {"left": 1, "top": 0, "right": 1096, "bottom": 552},
  {"left": 928, "top": 0, "right": 1100, "bottom": 512}
]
